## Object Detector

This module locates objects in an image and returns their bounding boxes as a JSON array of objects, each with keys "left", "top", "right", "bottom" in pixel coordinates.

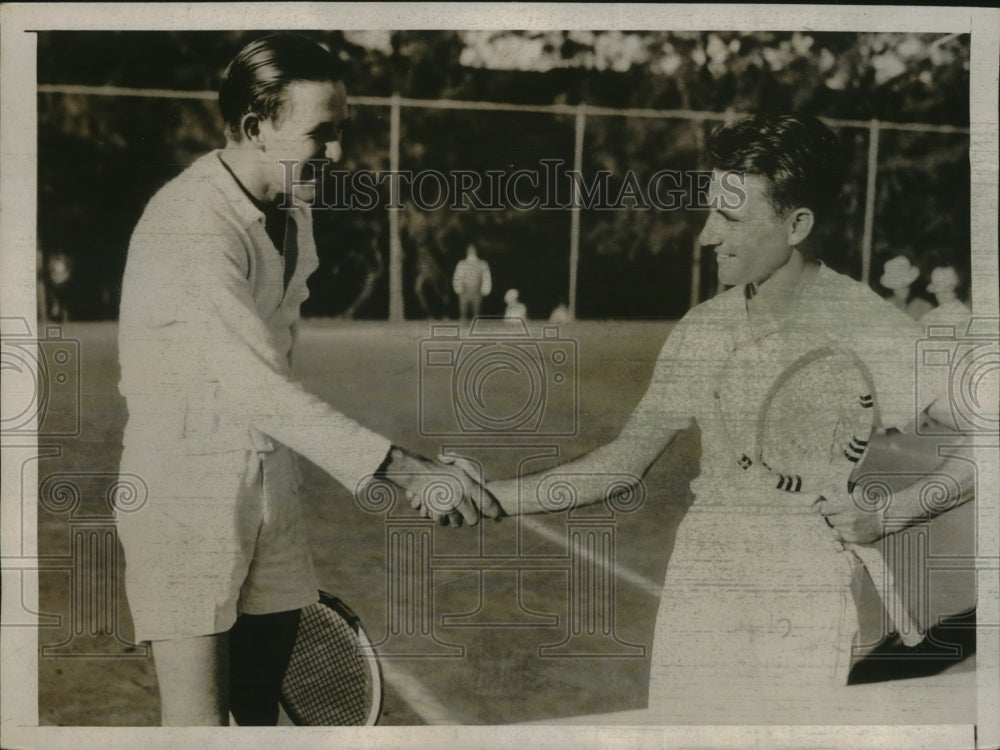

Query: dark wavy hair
[
  {"left": 218, "top": 34, "right": 344, "bottom": 140},
  {"left": 706, "top": 114, "right": 843, "bottom": 221}
]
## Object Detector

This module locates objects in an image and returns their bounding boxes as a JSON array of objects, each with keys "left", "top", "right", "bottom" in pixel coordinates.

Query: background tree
[{"left": 37, "top": 30, "right": 969, "bottom": 319}]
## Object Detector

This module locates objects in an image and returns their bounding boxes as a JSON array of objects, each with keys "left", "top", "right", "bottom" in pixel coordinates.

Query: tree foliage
[{"left": 37, "top": 30, "right": 969, "bottom": 319}]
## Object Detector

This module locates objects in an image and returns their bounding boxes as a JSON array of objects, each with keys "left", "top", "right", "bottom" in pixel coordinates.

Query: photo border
[{"left": 2, "top": 4, "right": 997, "bottom": 748}]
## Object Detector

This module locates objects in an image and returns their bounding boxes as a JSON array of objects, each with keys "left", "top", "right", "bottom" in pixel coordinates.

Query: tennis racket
[
  {"left": 714, "top": 329, "right": 924, "bottom": 646},
  {"left": 279, "top": 591, "right": 383, "bottom": 725}
]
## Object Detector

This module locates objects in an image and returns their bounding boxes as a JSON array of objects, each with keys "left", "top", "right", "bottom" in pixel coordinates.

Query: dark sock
[{"left": 228, "top": 608, "right": 301, "bottom": 726}]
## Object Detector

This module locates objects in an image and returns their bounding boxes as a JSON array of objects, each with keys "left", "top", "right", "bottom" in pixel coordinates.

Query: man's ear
[
  {"left": 240, "top": 113, "right": 265, "bottom": 149},
  {"left": 786, "top": 207, "right": 815, "bottom": 247}
]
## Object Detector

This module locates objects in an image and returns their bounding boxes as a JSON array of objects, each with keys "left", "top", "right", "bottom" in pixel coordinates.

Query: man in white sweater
[
  {"left": 472, "top": 115, "right": 974, "bottom": 723},
  {"left": 117, "top": 34, "right": 499, "bottom": 725}
]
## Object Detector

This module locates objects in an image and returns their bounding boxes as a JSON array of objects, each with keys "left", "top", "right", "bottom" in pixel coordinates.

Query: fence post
[
  {"left": 34, "top": 84, "right": 967, "bottom": 315},
  {"left": 689, "top": 117, "right": 708, "bottom": 309},
  {"left": 388, "top": 93, "right": 404, "bottom": 322},
  {"left": 568, "top": 103, "right": 586, "bottom": 318},
  {"left": 861, "top": 119, "right": 881, "bottom": 286}
]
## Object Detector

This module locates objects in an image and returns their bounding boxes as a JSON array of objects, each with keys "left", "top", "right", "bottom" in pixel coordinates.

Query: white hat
[
  {"left": 504, "top": 289, "right": 519, "bottom": 305},
  {"left": 927, "top": 265, "right": 961, "bottom": 295},
  {"left": 879, "top": 255, "right": 920, "bottom": 290}
]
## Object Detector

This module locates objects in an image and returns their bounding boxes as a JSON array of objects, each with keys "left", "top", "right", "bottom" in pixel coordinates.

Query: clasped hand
[
  {"left": 812, "top": 489, "right": 884, "bottom": 545},
  {"left": 381, "top": 448, "right": 502, "bottom": 526}
]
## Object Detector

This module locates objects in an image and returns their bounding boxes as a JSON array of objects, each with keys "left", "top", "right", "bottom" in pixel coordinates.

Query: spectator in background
[
  {"left": 452, "top": 243, "right": 491, "bottom": 321},
  {"left": 549, "top": 302, "right": 573, "bottom": 325},
  {"left": 413, "top": 244, "right": 449, "bottom": 319},
  {"left": 45, "top": 252, "right": 73, "bottom": 322},
  {"left": 503, "top": 288, "right": 527, "bottom": 323},
  {"left": 879, "top": 254, "right": 933, "bottom": 320},
  {"left": 36, "top": 249, "right": 47, "bottom": 322},
  {"left": 920, "top": 264, "right": 971, "bottom": 328}
]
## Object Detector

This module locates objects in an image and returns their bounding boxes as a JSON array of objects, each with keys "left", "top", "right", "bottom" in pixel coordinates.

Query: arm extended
[{"left": 486, "top": 392, "right": 684, "bottom": 516}]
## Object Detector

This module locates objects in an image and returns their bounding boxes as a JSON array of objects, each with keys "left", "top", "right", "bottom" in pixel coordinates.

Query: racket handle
[{"left": 850, "top": 543, "right": 924, "bottom": 647}]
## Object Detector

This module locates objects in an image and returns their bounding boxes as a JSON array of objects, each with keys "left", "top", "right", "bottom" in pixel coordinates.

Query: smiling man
[
  {"left": 116, "top": 34, "right": 498, "bottom": 726},
  {"left": 468, "top": 114, "right": 972, "bottom": 722}
]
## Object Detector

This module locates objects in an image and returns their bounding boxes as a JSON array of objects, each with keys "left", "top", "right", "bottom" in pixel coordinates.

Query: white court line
[
  {"left": 377, "top": 514, "right": 662, "bottom": 725},
  {"left": 378, "top": 659, "right": 464, "bottom": 725},
  {"left": 520, "top": 516, "right": 665, "bottom": 599}
]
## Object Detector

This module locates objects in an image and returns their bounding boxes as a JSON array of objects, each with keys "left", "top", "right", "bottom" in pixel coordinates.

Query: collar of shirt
[{"left": 193, "top": 149, "right": 266, "bottom": 229}]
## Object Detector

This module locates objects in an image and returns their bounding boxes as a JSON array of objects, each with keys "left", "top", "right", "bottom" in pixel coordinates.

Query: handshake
[{"left": 373, "top": 445, "right": 504, "bottom": 526}]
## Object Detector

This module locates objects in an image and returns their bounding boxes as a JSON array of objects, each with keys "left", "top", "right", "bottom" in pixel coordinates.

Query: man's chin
[
  {"left": 291, "top": 184, "right": 317, "bottom": 205},
  {"left": 717, "top": 270, "right": 743, "bottom": 287}
]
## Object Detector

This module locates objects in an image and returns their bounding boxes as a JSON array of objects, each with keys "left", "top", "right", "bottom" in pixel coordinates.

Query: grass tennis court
[{"left": 35, "top": 320, "right": 975, "bottom": 726}]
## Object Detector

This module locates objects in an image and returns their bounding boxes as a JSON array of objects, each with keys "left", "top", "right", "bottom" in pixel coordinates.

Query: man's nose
[
  {"left": 698, "top": 212, "right": 722, "bottom": 247},
  {"left": 325, "top": 140, "right": 343, "bottom": 163}
]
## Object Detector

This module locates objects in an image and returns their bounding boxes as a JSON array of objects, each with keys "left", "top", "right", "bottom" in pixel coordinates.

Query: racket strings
[
  {"left": 716, "top": 334, "right": 878, "bottom": 496},
  {"left": 281, "top": 601, "right": 375, "bottom": 725},
  {"left": 716, "top": 333, "right": 925, "bottom": 644}
]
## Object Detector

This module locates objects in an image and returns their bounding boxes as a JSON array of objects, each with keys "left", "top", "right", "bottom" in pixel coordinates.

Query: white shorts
[{"left": 116, "top": 445, "right": 319, "bottom": 642}]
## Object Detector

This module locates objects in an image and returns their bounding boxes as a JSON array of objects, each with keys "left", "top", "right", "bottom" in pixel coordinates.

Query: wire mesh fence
[{"left": 37, "top": 84, "right": 970, "bottom": 321}]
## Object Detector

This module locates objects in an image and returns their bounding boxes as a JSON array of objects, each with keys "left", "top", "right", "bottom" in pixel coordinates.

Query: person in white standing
[
  {"left": 503, "top": 288, "right": 527, "bottom": 323},
  {"left": 457, "top": 115, "right": 973, "bottom": 723},
  {"left": 920, "top": 264, "right": 972, "bottom": 328},
  {"left": 117, "top": 34, "right": 498, "bottom": 726},
  {"left": 452, "top": 243, "right": 492, "bottom": 321}
]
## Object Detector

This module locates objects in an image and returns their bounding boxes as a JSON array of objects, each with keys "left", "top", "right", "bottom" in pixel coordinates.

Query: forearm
[
  {"left": 879, "top": 450, "right": 976, "bottom": 530},
  {"left": 371, "top": 445, "right": 503, "bottom": 525},
  {"left": 242, "top": 380, "right": 392, "bottom": 490},
  {"left": 488, "top": 429, "right": 677, "bottom": 516},
  {"left": 487, "top": 470, "right": 625, "bottom": 516},
  {"left": 373, "top": 445, "right": 431, "bottom": 483},
  {"left": 880, "top": 400, "right": 978, "bottom": 528},
  {"left": 168, "top": 321, "right": 391, "bottom": 491}
]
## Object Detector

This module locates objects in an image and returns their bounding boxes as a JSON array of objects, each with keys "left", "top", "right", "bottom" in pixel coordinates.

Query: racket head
[
  {"left": 715, "top": 329, "right": 879, "bottom": 496},
  {"left": 279, "top": 591, "right": 383, "bottom": 726},
  {"left": 715, "top": 330, "right": 930, "bottom": 644}
]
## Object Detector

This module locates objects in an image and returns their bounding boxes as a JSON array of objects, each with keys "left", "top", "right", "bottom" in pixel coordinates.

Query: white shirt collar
[{"left": 200, "top": 149, "right": 267, "bottom": 228}]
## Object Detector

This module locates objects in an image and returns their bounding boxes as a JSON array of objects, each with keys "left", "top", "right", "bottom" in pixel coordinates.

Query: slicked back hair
[{"left": 219, "top": 34, "right": 344, "bottom": 140}]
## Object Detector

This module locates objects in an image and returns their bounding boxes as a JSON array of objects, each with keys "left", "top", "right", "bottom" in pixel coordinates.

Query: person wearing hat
[
  {"left": 920, "top": 264, "right": 972, "bottom": 327},
  {"left": 879, "top": 254, "right": 933, "bottom": 320}
]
